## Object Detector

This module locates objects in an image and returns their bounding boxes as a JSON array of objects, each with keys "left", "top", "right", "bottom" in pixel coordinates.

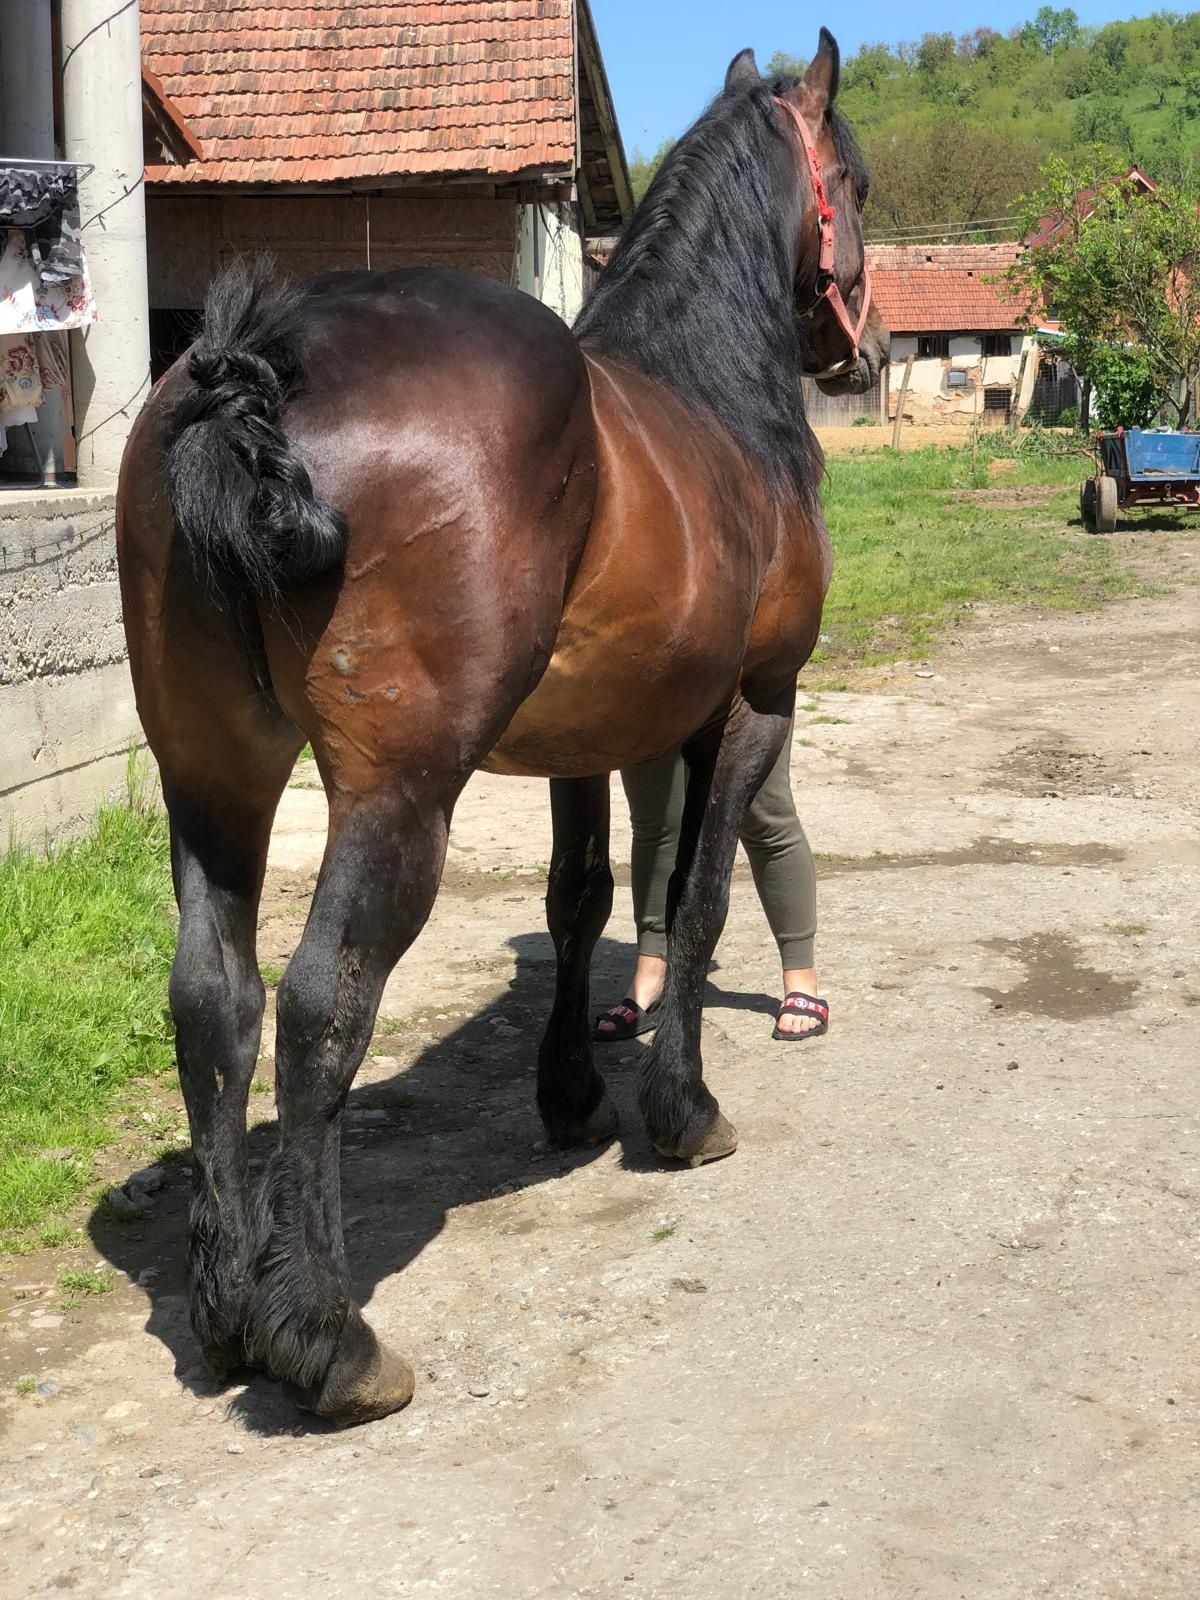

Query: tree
[
  {"left": 629, "top": 139, "right": 673, "bottom": 203},
  {"left": 1148, "top": 67, "right": 1172, "bottom": 109},
  {"left": 916, "top": 32, "right": 956, "bottom": 75},
  {"left": 765, "top": 51, "right": 807, "bottom": 79},
  {"left": 1071, "top": 100, "right": 1133, "bottom": 152},
  {"left": 1025, "top": 6, "right": 1080, "bottom": 54},
  {"left": 865, "top": 118, "right": 1044, "bottom": 236},
  {"left": 1006, "top": 156, "right": 1200, "bottom": 424}
]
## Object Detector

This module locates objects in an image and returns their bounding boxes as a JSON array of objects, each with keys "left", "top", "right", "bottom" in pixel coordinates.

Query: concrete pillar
[
  {"left": 0, "top": 0, "right": 69, "bottom": 480},
  {"left": 60, "top": 0, "right": 150, "bottom": 487},
  {"left": 0, "top": 0, "right": 55, "bottom": 155}
]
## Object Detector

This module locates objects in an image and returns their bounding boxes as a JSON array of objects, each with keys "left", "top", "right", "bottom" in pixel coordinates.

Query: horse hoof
[
  {"left": 654, "top": 1110, "right": 738, "bottom": 1168},
  {"left": 579, "top": 1093, "right": 619, "bottom": 1146},
  {"left": 287, "top": 1339, "right": 416, "bottom": 1429},
  {"left": 549, "top": 1092, "right": 619, "bottom": 1149},
  {"left": 200, "top": 1335, "right": 253, "bottom": 1380}
]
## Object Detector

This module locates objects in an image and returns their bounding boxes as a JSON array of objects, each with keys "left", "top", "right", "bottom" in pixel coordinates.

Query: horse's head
[{"left": 726, "top": 33, "right": 889, "bottom": 396}]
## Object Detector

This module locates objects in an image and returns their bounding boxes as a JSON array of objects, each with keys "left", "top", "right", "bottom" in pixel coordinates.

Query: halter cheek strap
[{"left": 773, "top": 96, "right": 872, "bottom": 378}]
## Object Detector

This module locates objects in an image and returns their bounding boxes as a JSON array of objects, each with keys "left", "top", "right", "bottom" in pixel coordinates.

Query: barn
[{"left": 139, "top": 0, "right": 633, "bottom": 376}]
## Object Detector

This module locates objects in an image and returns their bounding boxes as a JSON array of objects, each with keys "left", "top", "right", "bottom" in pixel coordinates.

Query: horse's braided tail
[{"left": 166, "top": 256, "right": 347, "bottom": 595}]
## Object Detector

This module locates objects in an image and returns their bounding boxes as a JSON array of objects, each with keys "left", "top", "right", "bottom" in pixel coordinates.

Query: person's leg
[
  {"left": 738, "top": 717, "right": 823, "bottom": 1035},
  {"left": 595, "top": 748, "right": 685, "bottom": 1033}
]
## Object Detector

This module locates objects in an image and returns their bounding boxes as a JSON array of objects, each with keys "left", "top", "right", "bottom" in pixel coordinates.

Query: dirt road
[{"left": 3, "top": 569, "right": 1199, "bottom": 1597}]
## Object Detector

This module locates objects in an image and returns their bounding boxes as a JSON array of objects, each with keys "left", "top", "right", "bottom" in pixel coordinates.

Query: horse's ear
[
  {"left": 798, "top": 28, "right": 840, "bottom": 111},
  {"left": 724, "top": 49, "right": 761, "bottom": 92}
]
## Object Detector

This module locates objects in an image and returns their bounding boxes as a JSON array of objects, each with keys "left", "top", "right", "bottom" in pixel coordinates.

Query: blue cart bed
[{"left": 1083, "top": 428, "right": 1200, "bottom": 531}]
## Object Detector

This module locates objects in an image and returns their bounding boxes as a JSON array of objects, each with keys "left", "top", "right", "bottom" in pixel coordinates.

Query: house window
[
  {"left": 918, "top": 334, "right": 949, "bottom": 359},
  {"left": 983, "top": 386, "right": 1012, "bottom": 417},
  {"left": 946, "top": 369, "right": 970, "bottom": 389},
  {"left": 982, "top": 333, "right": 1013, "bottom": 357}
]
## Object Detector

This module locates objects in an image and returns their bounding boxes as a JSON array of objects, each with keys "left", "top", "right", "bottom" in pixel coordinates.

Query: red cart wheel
[
  {"left": 1080, "top": 478, "right": 1097, "bottom": 531},
  {"left": 1096, "top": 475, "right": 1118, "bottom": 534}
]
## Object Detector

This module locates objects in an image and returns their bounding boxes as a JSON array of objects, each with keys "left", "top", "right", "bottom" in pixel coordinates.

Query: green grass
[
  {"left": 0, "top": 768, "right": 176, "bottom": 1239},
  {"left": 15, "top": 1377, "right": 35, "bottom": 1397},
  {"left": 815, "top": 448, "right": 1135, "bottom": 670},
  {"left": 652, "top": 1223, "right": 676, "bottom": 1243},
  {"left": 58, "top": 1266, "right": 112, "bottom": 1298},
  {"left": 258, "top": 962, "right": 286, "bottom": 987}
]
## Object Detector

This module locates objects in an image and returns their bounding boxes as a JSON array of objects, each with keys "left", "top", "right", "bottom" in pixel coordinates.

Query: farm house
[{"left": 870, "top": 243, "right": 1044, "bottom": 425}]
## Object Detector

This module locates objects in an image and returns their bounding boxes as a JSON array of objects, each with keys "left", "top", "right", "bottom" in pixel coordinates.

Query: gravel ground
[{"left": 2, "top": 580, "right": 1198, "bottom": 1600}]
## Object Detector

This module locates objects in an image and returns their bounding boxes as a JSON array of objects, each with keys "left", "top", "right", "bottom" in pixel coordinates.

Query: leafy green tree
[
  {"left": 765, "top": 51, "right": 807, "bottom": 79},
  {"left": 1147, "top": 67, "right": 1172, "bottom": 109},
  {"left": 1021, "top": 7, "right": 1080, "bottom": 54},
  {"left": 629, "top": 139, "right": 673, "bottom": 203},
  {"left": 1071, "top": 100, "right": 1133, "bottom": 152},
  {"left": 1075, "top": 340, "right": 1162, "bottom": 429},
  {"left": 865, "top": 117, "right": 1044, "bottom": 236},
  {"left": 916, "top": 32, "right": 956, "bottom": 74},
  {"left": 1006, "top": 156, "right": 1200, "bottom": 423}
]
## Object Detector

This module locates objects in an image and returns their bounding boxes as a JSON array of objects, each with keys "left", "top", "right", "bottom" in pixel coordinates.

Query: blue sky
[{"left": 590, "top": 0, "right": 1183, "bottom": 155}]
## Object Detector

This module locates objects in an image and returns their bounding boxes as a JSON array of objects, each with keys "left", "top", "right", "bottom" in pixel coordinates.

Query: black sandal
[
  {"left": 593, "top": 997, "right": 660, "bottom": 1042},
  {"left": 772, "top": 991, "right": 829, "bottom": 1041}
]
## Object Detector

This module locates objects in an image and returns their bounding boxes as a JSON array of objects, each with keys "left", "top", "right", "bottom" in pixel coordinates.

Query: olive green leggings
[{"left": 619, "top": 717, "right": 816, "bottom": 971}]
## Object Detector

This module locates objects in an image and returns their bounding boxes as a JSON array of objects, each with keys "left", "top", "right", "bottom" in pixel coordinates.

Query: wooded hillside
[{"left": 628, "top": 10, "right": 1200, "bottom": 239}]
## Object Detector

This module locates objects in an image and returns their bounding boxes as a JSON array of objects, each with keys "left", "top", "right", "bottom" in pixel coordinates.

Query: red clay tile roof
[
  {"left": 867, "top": 243, "right": 1034, "bottom": 333},
  {"left": 140, "top": 0, "right": 579, "bottom": 186}
]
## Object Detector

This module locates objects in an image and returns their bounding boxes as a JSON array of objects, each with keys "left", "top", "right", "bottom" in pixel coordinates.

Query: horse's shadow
[{"left": 88, "top": 930, "right": 774, "bottom": 1434}]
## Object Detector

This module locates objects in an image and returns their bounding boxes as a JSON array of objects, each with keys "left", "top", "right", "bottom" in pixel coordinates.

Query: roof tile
[
  {"left": 867, "top": 243, "right": 1035, "bottom": 333},
  {"left": 141, "top": 0, "right": 577, "bottom": 185}
]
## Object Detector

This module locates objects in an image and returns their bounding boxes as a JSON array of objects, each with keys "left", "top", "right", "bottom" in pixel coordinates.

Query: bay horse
[{"left": 117, "top": 34, "right": 888, "bottom": 1427}]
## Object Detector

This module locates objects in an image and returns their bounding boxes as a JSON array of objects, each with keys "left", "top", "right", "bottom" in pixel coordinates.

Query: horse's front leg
[
  {"left": 537, "top": 776, "right": 619, "bottom": 1146},
  {"left": 638, "top": 689, "right": 795, "bottom": 1165}
]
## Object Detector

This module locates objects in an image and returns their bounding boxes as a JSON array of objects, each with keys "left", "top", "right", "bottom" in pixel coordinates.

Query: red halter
[{"left": 774, "top": 96, "right": 872, "bottom": 379}]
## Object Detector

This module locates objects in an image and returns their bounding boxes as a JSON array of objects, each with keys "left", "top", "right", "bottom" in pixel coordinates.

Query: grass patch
[
  {"left": 58, "top": 1266, "right": 112, "bottom": 1299},
  {"left": 258, "top": 962, "right": 286, "bottom": 987},
  {"left": 0, "top": 762, "right": 176, "bottom": 1238},
  {"left": 652, "top": 1223, "right": 676, "bottom": 1243},
  {"left": 16, "top": 1377, "right": 36, "bottom": 1397},
  {"left": 816, "top": 448, "right": 1138, "bottom": 669},
  {"left": 809, "top": 715, "right": 848, "bottom": 725},
  {"left": 1109, "top": 922, "right": 1147, "bottom": 937},
  {"left": 373, "top": 1016, "right": 408, "bottom": 1038}
]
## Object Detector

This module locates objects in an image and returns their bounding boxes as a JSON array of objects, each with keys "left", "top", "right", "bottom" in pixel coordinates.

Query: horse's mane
[{"left": 575, "top": 75, "right": 866, "bottom": 508}]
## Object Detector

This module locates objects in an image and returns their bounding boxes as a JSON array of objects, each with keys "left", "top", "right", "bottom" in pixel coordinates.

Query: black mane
[{"left": 575, "top": 76, "right": 865, "bottom": 506}]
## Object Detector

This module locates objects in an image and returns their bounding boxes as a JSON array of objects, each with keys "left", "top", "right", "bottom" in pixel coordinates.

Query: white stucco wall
[
  {"left": 515, "top": 201, "right": 585, "bottom": 325},
  {"left": 890, "top": 333, "right": 1040, "bottom": 421}
]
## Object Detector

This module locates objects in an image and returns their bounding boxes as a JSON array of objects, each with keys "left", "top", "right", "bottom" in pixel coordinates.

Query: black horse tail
[{"left": 166, "top": 257, "right": 347, "bottom": 595}]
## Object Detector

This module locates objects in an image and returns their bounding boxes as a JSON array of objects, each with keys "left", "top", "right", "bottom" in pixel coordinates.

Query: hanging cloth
[
  {"left": 0, "top": 226, "right": 95, "bottom": 335},
  {"left": 0, "top": 167, "right": 83, "bottom": 285}
]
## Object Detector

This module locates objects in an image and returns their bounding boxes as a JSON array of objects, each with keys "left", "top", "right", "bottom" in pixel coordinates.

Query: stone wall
[{"left": 0, "top": 489, "right": 140, "bottom": 842}]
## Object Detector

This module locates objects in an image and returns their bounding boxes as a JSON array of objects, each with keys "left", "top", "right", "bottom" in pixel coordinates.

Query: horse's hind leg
[
  {"left": 168, "top": 770, "right": 295, "bottom": 1371},
  {"left": 638, "top": 689, "right": 795, "bottom": 1165},
  {"left": 537, "top": 777, "right": 618, "bottom": 1146},
  {"left": 247, "top": 784, "right": 449, "bottom": 1426}
]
